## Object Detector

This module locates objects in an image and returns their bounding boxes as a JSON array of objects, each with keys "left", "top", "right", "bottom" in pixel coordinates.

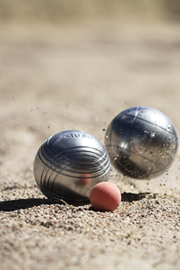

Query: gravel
[{"left": 1, "top": 187, "right": 180, "bottom": 270}]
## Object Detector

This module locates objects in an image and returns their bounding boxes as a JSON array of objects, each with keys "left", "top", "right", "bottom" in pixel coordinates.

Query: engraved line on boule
[
  {"left": 106, "top": 143, "right": 157, "bottom": 162},
  {"left": 115, "top": 107, "right": 177, "bottom": 136},
  {"left": 39, "top": 149, "right": 110, "bottom": 175},
  {"left": 42, "top": 158, "right": 110, "bottom": 179},
  {"left": 46, "top": 169, "right": 58, "bottom": 192},
  {"left": 46, "top": 145, "right": 107, "bottom": 163},
  {"left": 42, "top": 144, "right": 107, "bottom": 165},
  {"left": 106, "top": 142, "right": 176, "bottom": 176},
  {"left": 40, "top": 164, "right": 59, "bottom": 190},
  {"left": 122, "top": 110, "right": 176, "bottom": 135},
  {"left": 109, "top": 107, "right": 139, "bottom": 160},
  {"left": 37, "top": 148, "right": 110, "bottom": 179},
  {"left": 39, "top": 146, "right": 66, "bottom": 188},
  {"left": 106, "top": 143, "right": 163, "bottom": 161},
  {"left": 106, "top": 144, "right": 155, "bottom": 177},
  {"left": 38, "top": 146, "right": 110, "bottom": 176},
  {"left": 147, "top": 128, "right": 178, "bottom": 178}
]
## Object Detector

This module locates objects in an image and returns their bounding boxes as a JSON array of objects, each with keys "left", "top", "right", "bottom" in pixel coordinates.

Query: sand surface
[{"left": 0, "top": 20, "right": 180, "bottom": 270}]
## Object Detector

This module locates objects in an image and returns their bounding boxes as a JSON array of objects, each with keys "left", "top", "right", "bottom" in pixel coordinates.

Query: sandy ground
[{"left": 0, "top": 20, "right": 180, "bottom": 270}]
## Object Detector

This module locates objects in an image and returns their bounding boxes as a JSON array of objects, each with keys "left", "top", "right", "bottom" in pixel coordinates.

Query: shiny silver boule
[
  {"left": 105, "top": 107, "right": 178, "bottom": 180},
  {"left": 34, "top": 130, "right": 110, "bottom": 204}
]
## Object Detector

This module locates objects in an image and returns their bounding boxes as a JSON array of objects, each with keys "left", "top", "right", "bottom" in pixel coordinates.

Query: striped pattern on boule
[{"left": 34, "top": 130, "right": 111, "bottom": 205}]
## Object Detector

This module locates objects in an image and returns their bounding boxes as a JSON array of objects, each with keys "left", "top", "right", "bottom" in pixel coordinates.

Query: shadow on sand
[
  {"left": 121, "top": 192, "right": 150, "bottom": 202},
  {"left": 0, "top": 198, "right": 52, "bottom": 212},
  {"left": 0, "top": 192, "right": 150, "bottom": 212}
]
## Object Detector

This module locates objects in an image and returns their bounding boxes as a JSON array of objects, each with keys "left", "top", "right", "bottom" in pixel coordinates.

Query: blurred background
[
  {"left": 0, "top": 0, "right": 180, "bottom": 197},
  {"left": 0, "top": 0, "right": 180, "bottom": 22}
]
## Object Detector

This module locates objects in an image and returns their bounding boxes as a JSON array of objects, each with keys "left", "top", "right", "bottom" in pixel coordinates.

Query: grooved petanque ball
[
  {"left": 34, "top": 130, "right": 111, "bottom": 205},
  {"left": 105, "top": 107, "right": 178, "bottom": 180}
]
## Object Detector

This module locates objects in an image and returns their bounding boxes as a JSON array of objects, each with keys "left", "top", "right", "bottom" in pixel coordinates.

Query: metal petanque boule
[
  {"left": 105, "top": 107, "right": 178, "bottom": 180},
  {"left": 34, "top": 130, "right": 111, "bottom": 205}
]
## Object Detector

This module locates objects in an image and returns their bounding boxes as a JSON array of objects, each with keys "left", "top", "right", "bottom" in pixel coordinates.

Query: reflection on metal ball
[
  {"left": 34, "top": 130, "right": 111, "bottom": 204},
  {"left": 105, "top": 107, "right": 178, "bottom": 180}
]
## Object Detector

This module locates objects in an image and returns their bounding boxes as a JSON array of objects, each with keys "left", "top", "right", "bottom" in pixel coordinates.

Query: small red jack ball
[{"left": 90, "top": 182, "right": 121, "bottom": 212}]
